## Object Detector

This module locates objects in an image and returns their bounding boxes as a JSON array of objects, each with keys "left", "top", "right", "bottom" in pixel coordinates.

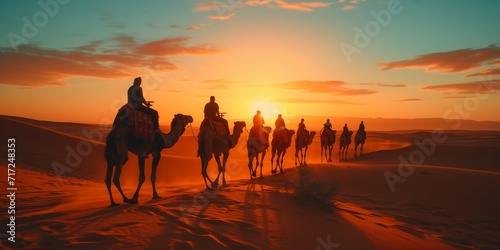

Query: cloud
[
  {"left": 278, "top": 80, "right": 377, "bottom": 95},
  {"left": 0, "top": 35, "right": 220, "bottom": 87},
  {"left": 273, "top": 0, "right": 333, "bottom": 11},
  {"left": 168, "top": 23, "right": 206, "bottom": 30},
  {"left": 187, "top": 23, "right": 205, "bottom": 30},
  {"left": 272, "top": 98, "right": 363, "bottom": 105},
  {"left": 421, "top": 80, "right": 500, "bottom": 94},
  {"left": 196, "top": 0, "right": 333, "bottom": 20},
  {"left": 379, "top": 45, "right": 500, "bottom": 74},
  {"left": 201, "top": 79, "right": 237, "bottom": 84},
  {"left": 168, "top": 24, "right": 182, "bottom": 29},
  {"left": 465, "top": 68, "right": 500, "bottom": 78},
  {"left": 397, "top": 98, "right": 422, "bottom": 102},
  {"left": 209, "top": 13, "right": 235, "bottom": 20},
  {"left": 359, "top": 83, "right": 406, "bottom": 88},
  {"left": 342, "top": 5, "right": 355, "bottom": 11},
  {"left": 134, "top": 37, "right": 220, "bottom": 56}
]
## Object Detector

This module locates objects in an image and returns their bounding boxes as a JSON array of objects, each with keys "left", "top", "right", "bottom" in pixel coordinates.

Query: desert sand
[{"left": 1, "top": 115, "right": 499, "bottom": 249}]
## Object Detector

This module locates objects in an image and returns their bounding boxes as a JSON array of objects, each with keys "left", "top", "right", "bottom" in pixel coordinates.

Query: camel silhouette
[
  {"left": 354, "top": 130, "right": 366, "bottom": 157},
  {"left": 295, "top": 130, "right": 316, "bottom": 165},
  {"left": 270, "top": 129, "right": 295, "bottom": 174},
  {"left": 339, "top": 130, "right": 353, "bottom": 162},
  {"left": 320, "top": 128, "right": 337, "bottom": 162},
  {"left": 198, "top": 121, "right": 246, "bottom": 189},
  {"left": 105, "top": 113, "right": 193, "bottom": 206},
  {"left": 247, "top": 126, "right": 272, "bottom": 179}
]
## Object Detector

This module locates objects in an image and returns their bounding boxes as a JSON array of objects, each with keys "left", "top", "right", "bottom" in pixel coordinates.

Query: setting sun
[{"left": 250, "top": 101, "right": 284, "bottom": 124}]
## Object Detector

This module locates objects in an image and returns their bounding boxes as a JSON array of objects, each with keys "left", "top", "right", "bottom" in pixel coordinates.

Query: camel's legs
[
  {"left": 105, "top": 162, "right": 118, "bottom": 206},
  {"left": 151, "top": 153, "right": 161, "bottom": 199},
  {"left": 328, "top": 145, "right": 333, "bottom": 162},
  {"left": 213, "top": 155, "right": 223, "bottom": 186},
  {"left": 201, "top": 156, "right": 214, "bottom": 190},
  {"left": 360, "top": 143, "right": 364, "bottom": 156},
  {"left": 261, "top": 151, "right": 266, "bottom": 177},
  {"left": 130, "top": 157, "right": 146, "bottom": 203},
  {"left": 270, "top": 149, "right": 276, "bottom": 174},
  {"left": 320, "top": 145, "right": 328, "bottom": 162},
  {"left": 248, "top": 153, "right": 255, "bottom": 179},
  {"left": 303, "top": 146, "right": 308, "bottom": 165},
  {"left": 280, "top": 150, "right": 286, "bottom": 173},
  {"left": 113, "top": 162, "right": 130, "bottom": 203},
  {"left": 295, "top": 148, "right": 299, "bottom": 165},
  {"left": 221, "top": 152, "right": 229, "bottom": 186}
]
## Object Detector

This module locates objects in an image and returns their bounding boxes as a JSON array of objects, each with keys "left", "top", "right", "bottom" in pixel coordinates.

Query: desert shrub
[{"left": 293, "top": 165, "right": 338, "bottom": 211}]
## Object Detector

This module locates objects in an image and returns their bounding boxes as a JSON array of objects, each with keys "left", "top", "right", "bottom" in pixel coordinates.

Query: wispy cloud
[
  {"left": 379, "top": 45, "right": 500, "bottom": 74},
  {"left": 0, "top": 35, "right": 220, "bottom": 87},
  {"left": 421, "top": 80, "right": 500, "bottom": 94},
  {"left": 359, "top": 83, "right": 406, "bottom": 88},
  {"left": 465, "top": 68, "right": 500, "bottom": 78},
  {"left": 272, "top": 98, "right": 363, "bottom": 105},
  {"left": 277, "top": 80, "right": 377, "bottom": 95},
  {"left": 397, "top": 98, "right": 422, "bottom": 102},
  {"left": 169, "top": 23, "right": 206, "bottom": 30},
  {"left": 342, "top": 5, "right": 355, "bottom": 11},
  {"left": 187, "top": 23, "right": 205, "bottom": 30},
  {"left": 196, "top": 0, "right": 333, "bottom": 20}
]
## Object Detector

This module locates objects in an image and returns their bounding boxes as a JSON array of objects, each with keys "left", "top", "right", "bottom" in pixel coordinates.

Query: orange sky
[{"left": 1, "top": 1, "right": 499, "bottom": 126}]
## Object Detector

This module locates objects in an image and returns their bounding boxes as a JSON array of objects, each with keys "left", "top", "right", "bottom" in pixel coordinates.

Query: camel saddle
[
  {"left": 115, "top": 104, "right": 155, "bottom": 142},
  {"left": 201, "top": 116, "right": 228, "bottom": 137}
]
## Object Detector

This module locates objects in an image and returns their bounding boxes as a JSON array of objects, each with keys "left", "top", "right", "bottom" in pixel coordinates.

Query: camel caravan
[{"left": 104, "top": 78, "right": 367, "bottom": 205}]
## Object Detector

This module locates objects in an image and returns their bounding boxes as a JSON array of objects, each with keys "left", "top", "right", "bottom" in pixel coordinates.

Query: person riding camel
[
  {"left": 273, "top": 114, "right": 287, "bottom": 144},
  {"left": 204, "top": 96, "right": 230, "bottom": 135},
  {"left": 253, "top": 110, "right": 265, "bottom": 127},
  {"left": 323, "top": 119, "right": 332, "bottom": 131},
  {"left": 128, "top": 77, "right": 160, "bottom": 133},
  {"left": 275, "top": 114, "right": 285, "bottom": 131},
  {"left": 359, "top": 121, "right": 366, "bottom": 140},
  {"left": 298, "top": 118, "right": 309, "bottom": 139},
  {"left": 341, "top": 123, "right": 349, "bottom": 140}
]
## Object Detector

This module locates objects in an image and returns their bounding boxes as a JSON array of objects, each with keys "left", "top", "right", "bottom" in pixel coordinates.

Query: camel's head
[
  {"left": 173, "top": 114, "right": 194, "bottom": 127},
  {"left": 310, "top": 131, "right": 317, "bottom": 137},
  {"left": 233, "top": 121, "right": 246, "bottom": 133},
  {"left": 264, "top": 126, "right": 272, "bottom": 134},
  {"left": 332, "top": 130, "right": 337, "bottom": 135}
]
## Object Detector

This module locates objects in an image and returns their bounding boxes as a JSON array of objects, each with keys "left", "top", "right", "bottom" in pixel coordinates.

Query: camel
[
  {"left": 105, "top": 113, "right": 193, "bottom": 206},
  {"left": 320, "top": 128, "right": 337, "bottom": 162},
  {"left": 295, "top": 130, "right": 316, "bottom": 165},
  {"left": 198, "top": 121, "right": 246, "bottom": 189},
  {"left": 354, "top": 130, "right": 366, "bottom": 157},
  {"left": 270, "top": 129, "right": 295, "bottom": 174},
  {"left": 339, "top": 130, "right": 353, "bottom": 162},
  {"left": 247, "top": 126, "right": 272, "bottom": 179}
]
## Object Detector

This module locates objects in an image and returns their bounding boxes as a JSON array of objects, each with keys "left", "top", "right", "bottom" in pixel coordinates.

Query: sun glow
[{"left": 250, "top": 101, "right": 283, "bottom": 124}]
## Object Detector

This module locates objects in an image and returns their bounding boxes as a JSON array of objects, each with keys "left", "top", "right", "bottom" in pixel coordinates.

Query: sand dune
[{"left": 1, "top": 116, "right": 499, "bottom": 249}]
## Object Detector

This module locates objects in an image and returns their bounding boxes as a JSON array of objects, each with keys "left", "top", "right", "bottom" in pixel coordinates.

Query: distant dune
[{"left": 1, "top": 115, "right": 499, "bottom": 249}]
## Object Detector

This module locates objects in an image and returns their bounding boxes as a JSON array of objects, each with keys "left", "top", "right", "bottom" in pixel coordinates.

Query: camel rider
[
  {"left": 204, "top": 96, "right": 230, "bottom": 135},
  {"left": 253, "top": 110, "right": 265, "bottom": 127},
  {"left": 128, "top": 77, "right": 160, "bottom": 133},
  {"left": 298, "top": 118, "right": 309, "bottom": 139},
  {"left": 275, "top": 114, "right": 285, "bottom": 131},
  {"left": 359, "top": 121, "right": 366, "bottom": 140},
  {"left": 274, "top": 114, "right": 287, "bottom": 143},
  {"left": 341, "top": 123, "right": 349, "bottom": 139},
  {"left": 324, "top": 119, "right": 332, "bottom": 131}
]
